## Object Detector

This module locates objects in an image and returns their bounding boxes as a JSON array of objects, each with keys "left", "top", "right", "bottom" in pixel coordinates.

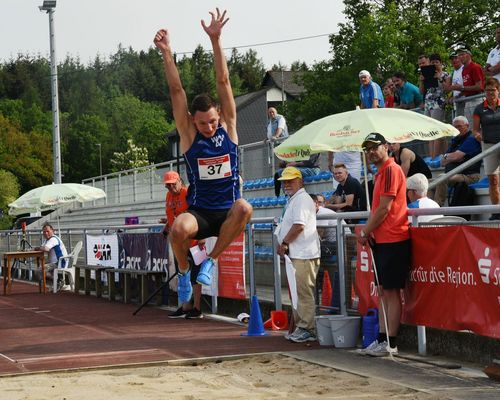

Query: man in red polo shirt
[
  {"left": 456, "top": 45, "right": 485, "bottom": 122},
  {"left": 356, "top": 133, "right": 411, "bottom": 357}
]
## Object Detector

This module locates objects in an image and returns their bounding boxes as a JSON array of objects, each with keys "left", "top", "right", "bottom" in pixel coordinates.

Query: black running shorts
[
  {"left": 372, "top": 239, "right": 411, "bottom": 289},
  {"left": 186, "top": 206, "right": 230, "bottom": 240}
]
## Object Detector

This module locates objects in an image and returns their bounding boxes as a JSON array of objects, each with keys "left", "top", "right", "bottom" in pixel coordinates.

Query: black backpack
[{"left": 448, "top": 182, "right": 475, "bottom": 220}]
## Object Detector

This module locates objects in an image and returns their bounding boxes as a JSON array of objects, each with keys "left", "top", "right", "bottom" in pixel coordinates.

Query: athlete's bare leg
[{"left": 170, "top": 213, "right": 199, "bottom": 273}]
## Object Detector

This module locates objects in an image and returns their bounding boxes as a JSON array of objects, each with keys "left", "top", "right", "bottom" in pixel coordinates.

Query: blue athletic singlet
[{"left": 184, "top": 125, "right": 240, "bottom": 209}]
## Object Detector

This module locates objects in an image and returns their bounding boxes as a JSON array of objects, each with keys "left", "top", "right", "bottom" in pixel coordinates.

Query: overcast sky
[{"left": 0, "top": 1, "right": 346, "bottom": 69}]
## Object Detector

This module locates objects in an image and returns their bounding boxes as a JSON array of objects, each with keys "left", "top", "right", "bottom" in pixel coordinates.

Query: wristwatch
[{"left": 443, "top": 153, "right": 448, "bottom": 160}]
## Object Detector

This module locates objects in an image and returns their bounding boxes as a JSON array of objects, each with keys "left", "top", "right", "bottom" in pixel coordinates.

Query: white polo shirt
[
  {"left": 452, "top": 65, "right": 464, "bottom": 98},
  {"left": 277, "top": 188, "right": 320, "bottom": 259},
  {"left": 487, "top": 46, "right": 500, "bottom": 82}
]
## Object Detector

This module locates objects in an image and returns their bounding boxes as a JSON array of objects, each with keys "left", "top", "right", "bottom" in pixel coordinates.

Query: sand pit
[{"left": 1, "top": 353, "right": 442, "bottom": 399}]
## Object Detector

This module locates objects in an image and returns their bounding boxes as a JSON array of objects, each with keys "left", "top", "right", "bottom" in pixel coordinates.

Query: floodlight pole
[
  {"left": 40, "top": 2, "right": 62, "bottom": 184},
  {"left": 97, "top": 143, "right": 103, "bottom": 177}
]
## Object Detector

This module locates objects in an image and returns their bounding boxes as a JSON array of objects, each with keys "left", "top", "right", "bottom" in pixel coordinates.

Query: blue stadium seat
[
  {"left": 430, "top": 155, "right": 443, "bottom": 168},
  {"left": 264, "top": 246, "right": 274, "bottom": 259},
  {"left": 278, "top": 195, "right": 287, "bottom": 205},
  {"left": 319, "top": 171, "right": 333, "bottom": 180},
  {"left": 255, "top": 247, "right": 264, "bottom": 259},
  {"left": 304, "top": 175, "right": 314, "bottom": 183},
  {"left": 469, "top": 177, "right": 489, "bottom": 189},
  {"left": 261, "top": 197, "right": 271, "bottom": 207},
  {"left": 312, "top": 173, "right": 323, "bottom": 182}
]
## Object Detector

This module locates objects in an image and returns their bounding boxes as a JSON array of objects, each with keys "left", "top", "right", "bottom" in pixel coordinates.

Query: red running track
[{"left": 0, "top": 280, "right": 319, "bottom": 376}]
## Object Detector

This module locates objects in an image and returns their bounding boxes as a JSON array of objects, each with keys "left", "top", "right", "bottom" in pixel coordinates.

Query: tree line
[
  {"left": 1, "top": 0, "right": 498, "bottom": 229},
  {"left": 287, "top": 0, "right": 500, "bottom": 127},
  {"left": 0, "top": 44, "right": 268, "bottom": 227}
]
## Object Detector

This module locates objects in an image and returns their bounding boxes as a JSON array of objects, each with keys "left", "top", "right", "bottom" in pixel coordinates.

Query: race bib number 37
[{"left": 198, "top": 154, "right": 231, "bottom": 180}]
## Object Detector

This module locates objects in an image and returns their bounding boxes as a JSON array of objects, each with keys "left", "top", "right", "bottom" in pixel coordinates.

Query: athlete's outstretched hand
[
  {"left": 154, "top": 28, "right": 170, "bottom": 52},
  {"left": 201, "top": 8, "right": 229, "bottom": 39}
]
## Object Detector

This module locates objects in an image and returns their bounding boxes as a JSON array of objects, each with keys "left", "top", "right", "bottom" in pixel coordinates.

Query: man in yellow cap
[{"left": 275, "top": 167, "right": 320, "bottom": 343}]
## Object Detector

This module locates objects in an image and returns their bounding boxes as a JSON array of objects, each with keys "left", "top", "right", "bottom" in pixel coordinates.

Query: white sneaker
[
  {"left": 285, "top": 327, "right": 304, "bottom": 341},
  {"left": 290, "top": 329, "right": 316, "bottom": 343},
  {"left": 357, "top": 339, "right": 379, "bottom": 355},
  {"left": 366, "top": 340, "right": 398, "bottom": 357}
]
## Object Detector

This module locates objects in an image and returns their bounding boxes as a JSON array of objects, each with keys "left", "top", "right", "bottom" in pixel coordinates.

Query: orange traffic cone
[{"left": 321, "top": 271, "right": 333, "bottom": 307}]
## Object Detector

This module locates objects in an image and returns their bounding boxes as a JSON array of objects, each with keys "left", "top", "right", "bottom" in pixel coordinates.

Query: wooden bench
[
  {"left": 106, "top": 269, "right": 165, "bottom": 305},
  {"left": 74, "top": 265, "right": 113, "bottom": 298}
]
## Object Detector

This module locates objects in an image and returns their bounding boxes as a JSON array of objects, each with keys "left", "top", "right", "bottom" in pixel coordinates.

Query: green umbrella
[
  {"left": 8, "top": 183, "right": 106, "bottom": 216},
  {"left": 274, "top": 108, "right": 458, "bottom": 161}
]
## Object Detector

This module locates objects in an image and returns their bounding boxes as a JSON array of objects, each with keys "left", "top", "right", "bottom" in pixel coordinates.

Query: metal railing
[{"left": 1, "top": 204, "right": 499, "bottom": 357}]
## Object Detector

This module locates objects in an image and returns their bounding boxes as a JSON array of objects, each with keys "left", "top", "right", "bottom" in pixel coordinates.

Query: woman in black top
[{"left": 388, "top": 143, "right": 432, "bottom": 178}]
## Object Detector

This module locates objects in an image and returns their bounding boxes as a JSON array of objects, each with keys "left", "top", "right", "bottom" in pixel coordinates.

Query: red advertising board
[
  {"left": 217, "top": 232, "right": 246, "bottom": 299},
  {"left": 355, "top": 225, "right": 500, "bottom": 339},
  {"left": 354, "top": 226, "right": 379, "bottom": 315}
]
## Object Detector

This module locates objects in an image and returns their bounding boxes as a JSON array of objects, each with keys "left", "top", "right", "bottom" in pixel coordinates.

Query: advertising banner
[
  {"left": 402, "top": 226, "right": 500, "bottom": 339},
  {"left": 355, "top": 226, "right": 500, "bottom": 339},
  {"left": 217, "top": 232, "right": 246, "bottom": 299},
  {"left": 117, "top": 233, "right": 169, "bottom": 274},
  {"left": 86, "top": 234, "right": 119, "bottom": 267}
]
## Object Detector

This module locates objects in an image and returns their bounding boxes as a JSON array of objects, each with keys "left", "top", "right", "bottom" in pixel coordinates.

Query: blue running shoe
[
  {"left": 177, "top": 270, "right": 192, "bottom": 303},
  {"left": 196, "top": 258, "right": 214, "bottom": 285}
]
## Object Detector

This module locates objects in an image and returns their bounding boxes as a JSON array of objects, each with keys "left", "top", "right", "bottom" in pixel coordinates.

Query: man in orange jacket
[{"left": 160, "top": 171, "right": 203, "bottom": 319}]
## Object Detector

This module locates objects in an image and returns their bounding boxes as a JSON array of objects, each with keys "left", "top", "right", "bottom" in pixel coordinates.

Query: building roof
[
  {"left": 165, "top": 72, "right": 305, "bottom": 153},
  {"left": 261, "top": 70, "right": 306, "bottom": 98}
]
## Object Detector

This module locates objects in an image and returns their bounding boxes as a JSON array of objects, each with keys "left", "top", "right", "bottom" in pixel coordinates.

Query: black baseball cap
[{"left": 362, "top": 133, "right": 387, "bottom": 150}]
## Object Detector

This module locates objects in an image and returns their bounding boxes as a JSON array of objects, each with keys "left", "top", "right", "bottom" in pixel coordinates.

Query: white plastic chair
[{"left": 52, "top": 241, "right": 83, "bottom": 293}]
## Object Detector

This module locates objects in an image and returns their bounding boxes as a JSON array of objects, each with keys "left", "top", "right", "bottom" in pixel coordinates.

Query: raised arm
[
  {"left": 154, "top": 29, "right": 195, "bottom": 150},
  {"left": 201, "top": 9, "right": 237, "bottom": 143}
]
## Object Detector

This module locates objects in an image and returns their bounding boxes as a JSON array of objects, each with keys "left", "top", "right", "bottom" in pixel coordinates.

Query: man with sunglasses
[{"left": 357, "top": 133, "right": 411, "bottom": 357}]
